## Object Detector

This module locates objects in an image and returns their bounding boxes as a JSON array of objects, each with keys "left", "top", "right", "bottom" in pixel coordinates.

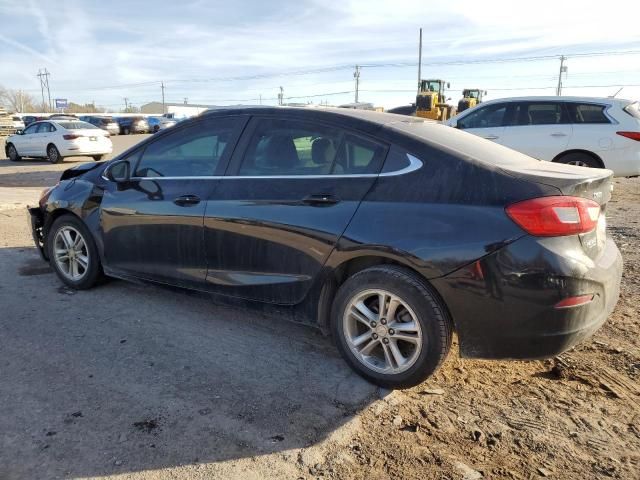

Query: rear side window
[
  {"left": 58, "top": 121, "right": 98, "bottom": 130},
  {"left": 509, "top": 102, "right": 569, "bottom": 126},
  {"left": 566, "top": 103, "right": 610, "bottom": 124},
  {"left": 457, "top": 103, "right": 507, "bottom": 129},
  {"left": 135, "top": 117, "right": 240, "bottom": 177},
  {"left": 237, "top": 118, "right": 385, "bottom": 176}
]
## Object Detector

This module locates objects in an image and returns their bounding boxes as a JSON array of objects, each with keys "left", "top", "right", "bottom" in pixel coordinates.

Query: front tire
[
  {"left": 47, "top": 215, "right": 103, "bottom": 289},
  {"left": 331, "top": 265, "right": 452, "bottom": 389},
  {"left": 92, "top": 155, "right": 105, "bottom": 161},
  {"left": 47, "top": 144, "right": 62, "bottom": 164},
  {"left": 6, "top": 143, "right": 20, "bottom": 161}
]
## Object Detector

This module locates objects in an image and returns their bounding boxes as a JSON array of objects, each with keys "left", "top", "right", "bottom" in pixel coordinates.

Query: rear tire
[
  {"left": 331, "top": 265, "right": 452, "bottom": 389},
  {"left": 6, "top": 143, "right": 20, "bottom": 161},
  {"left": 92, "top": 155, "right": 105, "bottom": 161},
  {"left": 555, "top": 152, "right": 601, "bottom": 169},
  {"left": 153, "top": 125, "right": 159, "bottom": 133},
  {"left": 47, "top": 144, "right": 62, "bottom": 164},
  {"left": 123, "top": 127, "right": 130, "bottom": 135},
  {"left": 47, "top": 214, "right": 103, "bottom": 289}
]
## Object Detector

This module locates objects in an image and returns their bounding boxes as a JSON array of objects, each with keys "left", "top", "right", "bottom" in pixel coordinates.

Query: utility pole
[
  {"left": 123, "top": 97, "right": 129, "bottom": 111},
  {"left": 259, "top": 94, "right": 262, "bottom": 105},
  {"left": 161, "top": 81, "right": 166, "bottom": 114},
  {"left": 37, "top": 68, "right": 51, "bottom": 111},
  {"left": 278, "top": 86, "right": 284, "bottom": 106},
  {"left": 353, "top": 65, "right": 361, "bottom": 103},
  {"left": 556, "top": 55, "right": 567, "bottom": 96},
  {"left": 417, "top": 28, "right": 423, "bottom": 95}
]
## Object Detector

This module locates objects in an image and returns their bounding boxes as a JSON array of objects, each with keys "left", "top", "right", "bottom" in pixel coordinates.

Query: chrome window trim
[{"left": 104, "top": 153, "right": 423, "bottom": 182}]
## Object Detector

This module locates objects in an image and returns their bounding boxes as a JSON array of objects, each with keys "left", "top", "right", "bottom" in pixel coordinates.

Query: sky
[{"left": 0, "top": 0, "right": 639, "bottom": 112}]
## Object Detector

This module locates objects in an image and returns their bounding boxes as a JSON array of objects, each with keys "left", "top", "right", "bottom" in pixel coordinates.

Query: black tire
[
  {"left": 123, "top": 127, "right": 130, "bottom": 135},
  {"left": 47, "top": 214, "right": 103, "bottom": 289},
  {"left": 555, "top": 152, "right": 601, "bottom": 169},
  {"left": 6, "top": 143, "right": 20, "bottom": 161},
  {"left": 92, "top": 155, "right": 105, "bottom": 161},
  {"left": 331, "top": 265, "right": 452, "bottom": 389},
  {"left": 47, "top": 144, "right": 62, "bottom": 164},
  {"left": 153, "top": 125, "right": 159, "bottom": 133}
]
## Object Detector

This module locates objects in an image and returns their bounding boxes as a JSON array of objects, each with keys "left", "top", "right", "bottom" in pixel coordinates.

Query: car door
[
  {"left": 455, "top": 102, "right": 508, "bottom": 143},
  {"left": 99, "top": 116, "right": 246, "bottom": 287},
  {"left": 33, "top": 122, "right": 56, "bottom": 156},
  {"left": 202, "top": 116, "right": 388, "bottom": 304},
  {"left": 499, "top": 101, "right": 573, "bottom": 160},
  {"left": 13, "top": 123, "right": 39, "bottom": 155}
]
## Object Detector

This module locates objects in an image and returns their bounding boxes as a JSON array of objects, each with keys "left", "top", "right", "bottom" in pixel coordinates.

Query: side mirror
[
  {"left": 15, "top": 129, "right": 23, "bottom": 135},
  {"left": 106, "top": 160, "right": 130, "bottom": 182}
]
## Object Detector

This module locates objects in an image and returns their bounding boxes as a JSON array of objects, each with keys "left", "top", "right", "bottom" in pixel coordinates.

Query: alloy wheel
[
  {"left": 343, "top": 289, "right": 423, "bottom": 374},
  {"left": 53, "top": 226, "right": 89, "bottom": 281}
]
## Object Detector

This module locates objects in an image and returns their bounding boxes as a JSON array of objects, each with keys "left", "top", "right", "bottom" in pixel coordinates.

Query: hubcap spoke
[
  {"left": 359, "top": 337, "right": 380, "bottom": 355},
  {"left": 352, "top": 331, "right": 373, "bottom": 347},
  {"left": 354, "top": 300, "right": 378, "bottom": 323},
  {"left": 76, "top": 254, "right": 89, "bottom": 270}
]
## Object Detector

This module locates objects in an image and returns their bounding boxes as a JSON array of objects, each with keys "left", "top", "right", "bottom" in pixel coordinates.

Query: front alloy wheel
[
  {"left": 53, "top": 226, "right": 90, "bottom": 281},
  {"left": 7, "top": 144, "right": 20, "bottom": 161}
]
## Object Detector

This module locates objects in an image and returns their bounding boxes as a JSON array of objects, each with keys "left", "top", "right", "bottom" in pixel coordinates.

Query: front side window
[
  {"left": 566, "top": 103, "right": 610, "bottom": 124},
  {"left": 23, "top": 124, "right": 38, "bottom": 134},
  {"left": 135, "top": 117, "right": 240, "bottom": 177},
  {"left": 457, "top": 103, "right": 507, "bottom": 129},
  {"left": 36, "top": 122, "right": 54, "bottom": 133}
]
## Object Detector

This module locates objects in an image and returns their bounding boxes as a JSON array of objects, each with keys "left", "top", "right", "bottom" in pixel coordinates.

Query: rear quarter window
[
  {"left": 566, "top": 103, "right": 611, "bottom": 124},
  {"left": 623, "top": 102, "right": 640, "bottom": 119}
]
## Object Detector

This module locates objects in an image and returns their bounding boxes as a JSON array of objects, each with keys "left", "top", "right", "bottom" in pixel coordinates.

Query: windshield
[
  {"left": 421, "top": 80, "right": 441, "bottom": 93},
  {"left": 624, "top": 102, "right": 640, "bottom": 119},
  {"left": 57, "top": 121, "right": 99, "bottom": 130}
]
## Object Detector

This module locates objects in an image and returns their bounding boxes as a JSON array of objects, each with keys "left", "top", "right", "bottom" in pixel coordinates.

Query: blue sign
[{"left": 55, "top": 98, "right": 68, "bottom": 109}]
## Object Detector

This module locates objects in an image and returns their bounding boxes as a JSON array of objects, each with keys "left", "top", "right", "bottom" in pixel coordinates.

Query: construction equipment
[
  {"left": 415, "top": 79, "right": 454, "bottom": 121},
  {"left": 458, "top": 89, "right": 487, "bottom": 113}
]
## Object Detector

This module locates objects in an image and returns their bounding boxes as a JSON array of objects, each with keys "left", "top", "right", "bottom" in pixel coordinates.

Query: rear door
[
  {"left": 100, "top": 116, "right": 246, "bottom": 287},
  {"left": 203, "top": 116, "right": 387, "bottom": 304},
  {"left": 500, "top": 101, "right": 572, "bottom": 160},
  {"left": 456, "top": 102, "right": 508, "bottom": 143}
]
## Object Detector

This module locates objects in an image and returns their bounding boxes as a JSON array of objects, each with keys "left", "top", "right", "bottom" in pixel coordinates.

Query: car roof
[{"left": 479, "top": 96, "right": 632, "bottom": 106}]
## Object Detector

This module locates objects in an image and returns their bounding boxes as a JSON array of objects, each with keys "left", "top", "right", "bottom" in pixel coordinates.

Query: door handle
[
  {"left": 173, "top": 194, "right": 201, "bottom": 206},
  {"left": 550, "top": 132, "right": 568, "bottom": 137},
  {"left": 302, "top": 194, "right": 340, "bottom": 206},
  {"left": 483, "top": 135, "right": 499, "bottom": 140}
]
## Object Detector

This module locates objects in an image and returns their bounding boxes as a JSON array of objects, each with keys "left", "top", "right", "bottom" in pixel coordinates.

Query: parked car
[
  {"left": 5, "top": 119, "right": 112, "bottom": 163},
  {"left": 115, "top": 116, "right": 149, "bottom": 135},
  {"left": 386, "top": 104, "right": 416, "bottom": 116},
  {"left": 80, "top": 115, "right": 120, "bottom": 136},
  {"left": 22, "top": 115, "right": 49, "bottom": 126},
  {"left": 12, "top": 116, "right": 25, "bottom": 130},
  {"left": 148, "top": 116, "right": 177, "bottom": 133},
  {"left": 447, "top": 96, "right": 640, "bottom": 177},
  {"left": 27, "top": 107, "right": 622, "bottom": 388}
]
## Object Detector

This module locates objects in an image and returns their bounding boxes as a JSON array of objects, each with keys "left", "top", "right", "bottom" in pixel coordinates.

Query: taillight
[
  {"left": 506, "top": 196, "right": 600, "bottom": 236},
  {"left": 63, "top": 134, "right": 83, "bottom": 140},
  {"left": 616, "top": 131, "right": 640, "bottom": 141}
]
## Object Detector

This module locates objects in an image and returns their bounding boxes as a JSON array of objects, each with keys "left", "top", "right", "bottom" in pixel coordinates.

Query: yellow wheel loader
[
  {"left": 415, "top": 79, "right": 454, "bottom": 121},
  {"left": 457, "top": 89, "right": 487, "bottom": 113}
]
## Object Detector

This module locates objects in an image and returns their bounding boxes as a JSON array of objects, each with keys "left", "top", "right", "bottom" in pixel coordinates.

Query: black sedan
[{"left": 28, "top": 107, "right": 622, "bottom": 388}]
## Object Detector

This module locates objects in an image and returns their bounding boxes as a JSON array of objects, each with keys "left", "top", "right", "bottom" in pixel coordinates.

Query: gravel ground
[{"left": 0, "top": 137, "right": 638, "bottom": 479}]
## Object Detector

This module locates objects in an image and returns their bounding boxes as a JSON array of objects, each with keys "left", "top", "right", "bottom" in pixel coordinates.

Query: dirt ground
[{"left": 0, "top": 137, "right": 638, "bottom": 479}]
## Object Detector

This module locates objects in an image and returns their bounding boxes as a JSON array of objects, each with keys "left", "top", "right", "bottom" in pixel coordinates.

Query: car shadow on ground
[{"left": 0, "top": 247, "right": 379, "bottom": 479}]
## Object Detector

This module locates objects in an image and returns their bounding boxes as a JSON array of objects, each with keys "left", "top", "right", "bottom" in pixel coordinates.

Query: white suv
[{"left": 447, "top": 96, "right": 640, "bottom": 177}]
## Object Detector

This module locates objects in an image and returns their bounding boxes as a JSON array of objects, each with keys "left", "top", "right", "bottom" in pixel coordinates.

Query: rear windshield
[
  {"left": 624, "top": 102, "right": 640, "bottom": 119},
  {"left": 57, "top": 121, "right": 99, "bottom": 130}
]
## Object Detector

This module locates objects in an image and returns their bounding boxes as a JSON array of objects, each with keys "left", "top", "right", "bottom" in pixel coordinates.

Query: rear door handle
[
  {"left": 551, "top": 132, "right": 568, "bottom": 137},
  {"left": 483, "top": 135, "right": 499, "bottom": 140},
  {"left": 173, "top": 194, "right": 201, "bottom": 206},
  {"left": 302, "top": 194, "right": 340, "bottom": 206}
]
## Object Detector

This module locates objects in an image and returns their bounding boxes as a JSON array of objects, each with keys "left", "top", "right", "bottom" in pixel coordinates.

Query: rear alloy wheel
[
  {"left": 7, "top": 144, "right": 20, "bottom": 161},
  {"left": 47, "top": 144, "right": 62, "bottom": 164},
  {"left": 48, "top": 215, "right": 103, "bottom": 289},
  {"left": 556, "top": 152, "right": 600, "bottom": 169},
  {"left": 332, "top": 265, "right": 452, "bottom": 389}
]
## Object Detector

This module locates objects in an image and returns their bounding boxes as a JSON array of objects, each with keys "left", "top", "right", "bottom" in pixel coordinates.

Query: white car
[
  {"left": 447, "top": 96, "right": 640, "bottom": 177},
  {"left": 12, "top": 116, "right": 25, "bottom": 130},
  {"left": 5, "top": 119, "right": 113, "bottom": 163}
]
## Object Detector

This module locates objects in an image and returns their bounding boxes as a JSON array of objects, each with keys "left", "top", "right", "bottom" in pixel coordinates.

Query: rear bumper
[
  {"left": 28, "top": 206, "right": 48, "bottom": 261},
  {"left": 432, "top": 234, "right": 622, "bottom": 359}
]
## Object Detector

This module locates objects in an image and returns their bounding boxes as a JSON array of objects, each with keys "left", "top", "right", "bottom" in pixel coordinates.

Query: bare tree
[{"left": 0, "top": 85, "right": 39, "bottom": 113}]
